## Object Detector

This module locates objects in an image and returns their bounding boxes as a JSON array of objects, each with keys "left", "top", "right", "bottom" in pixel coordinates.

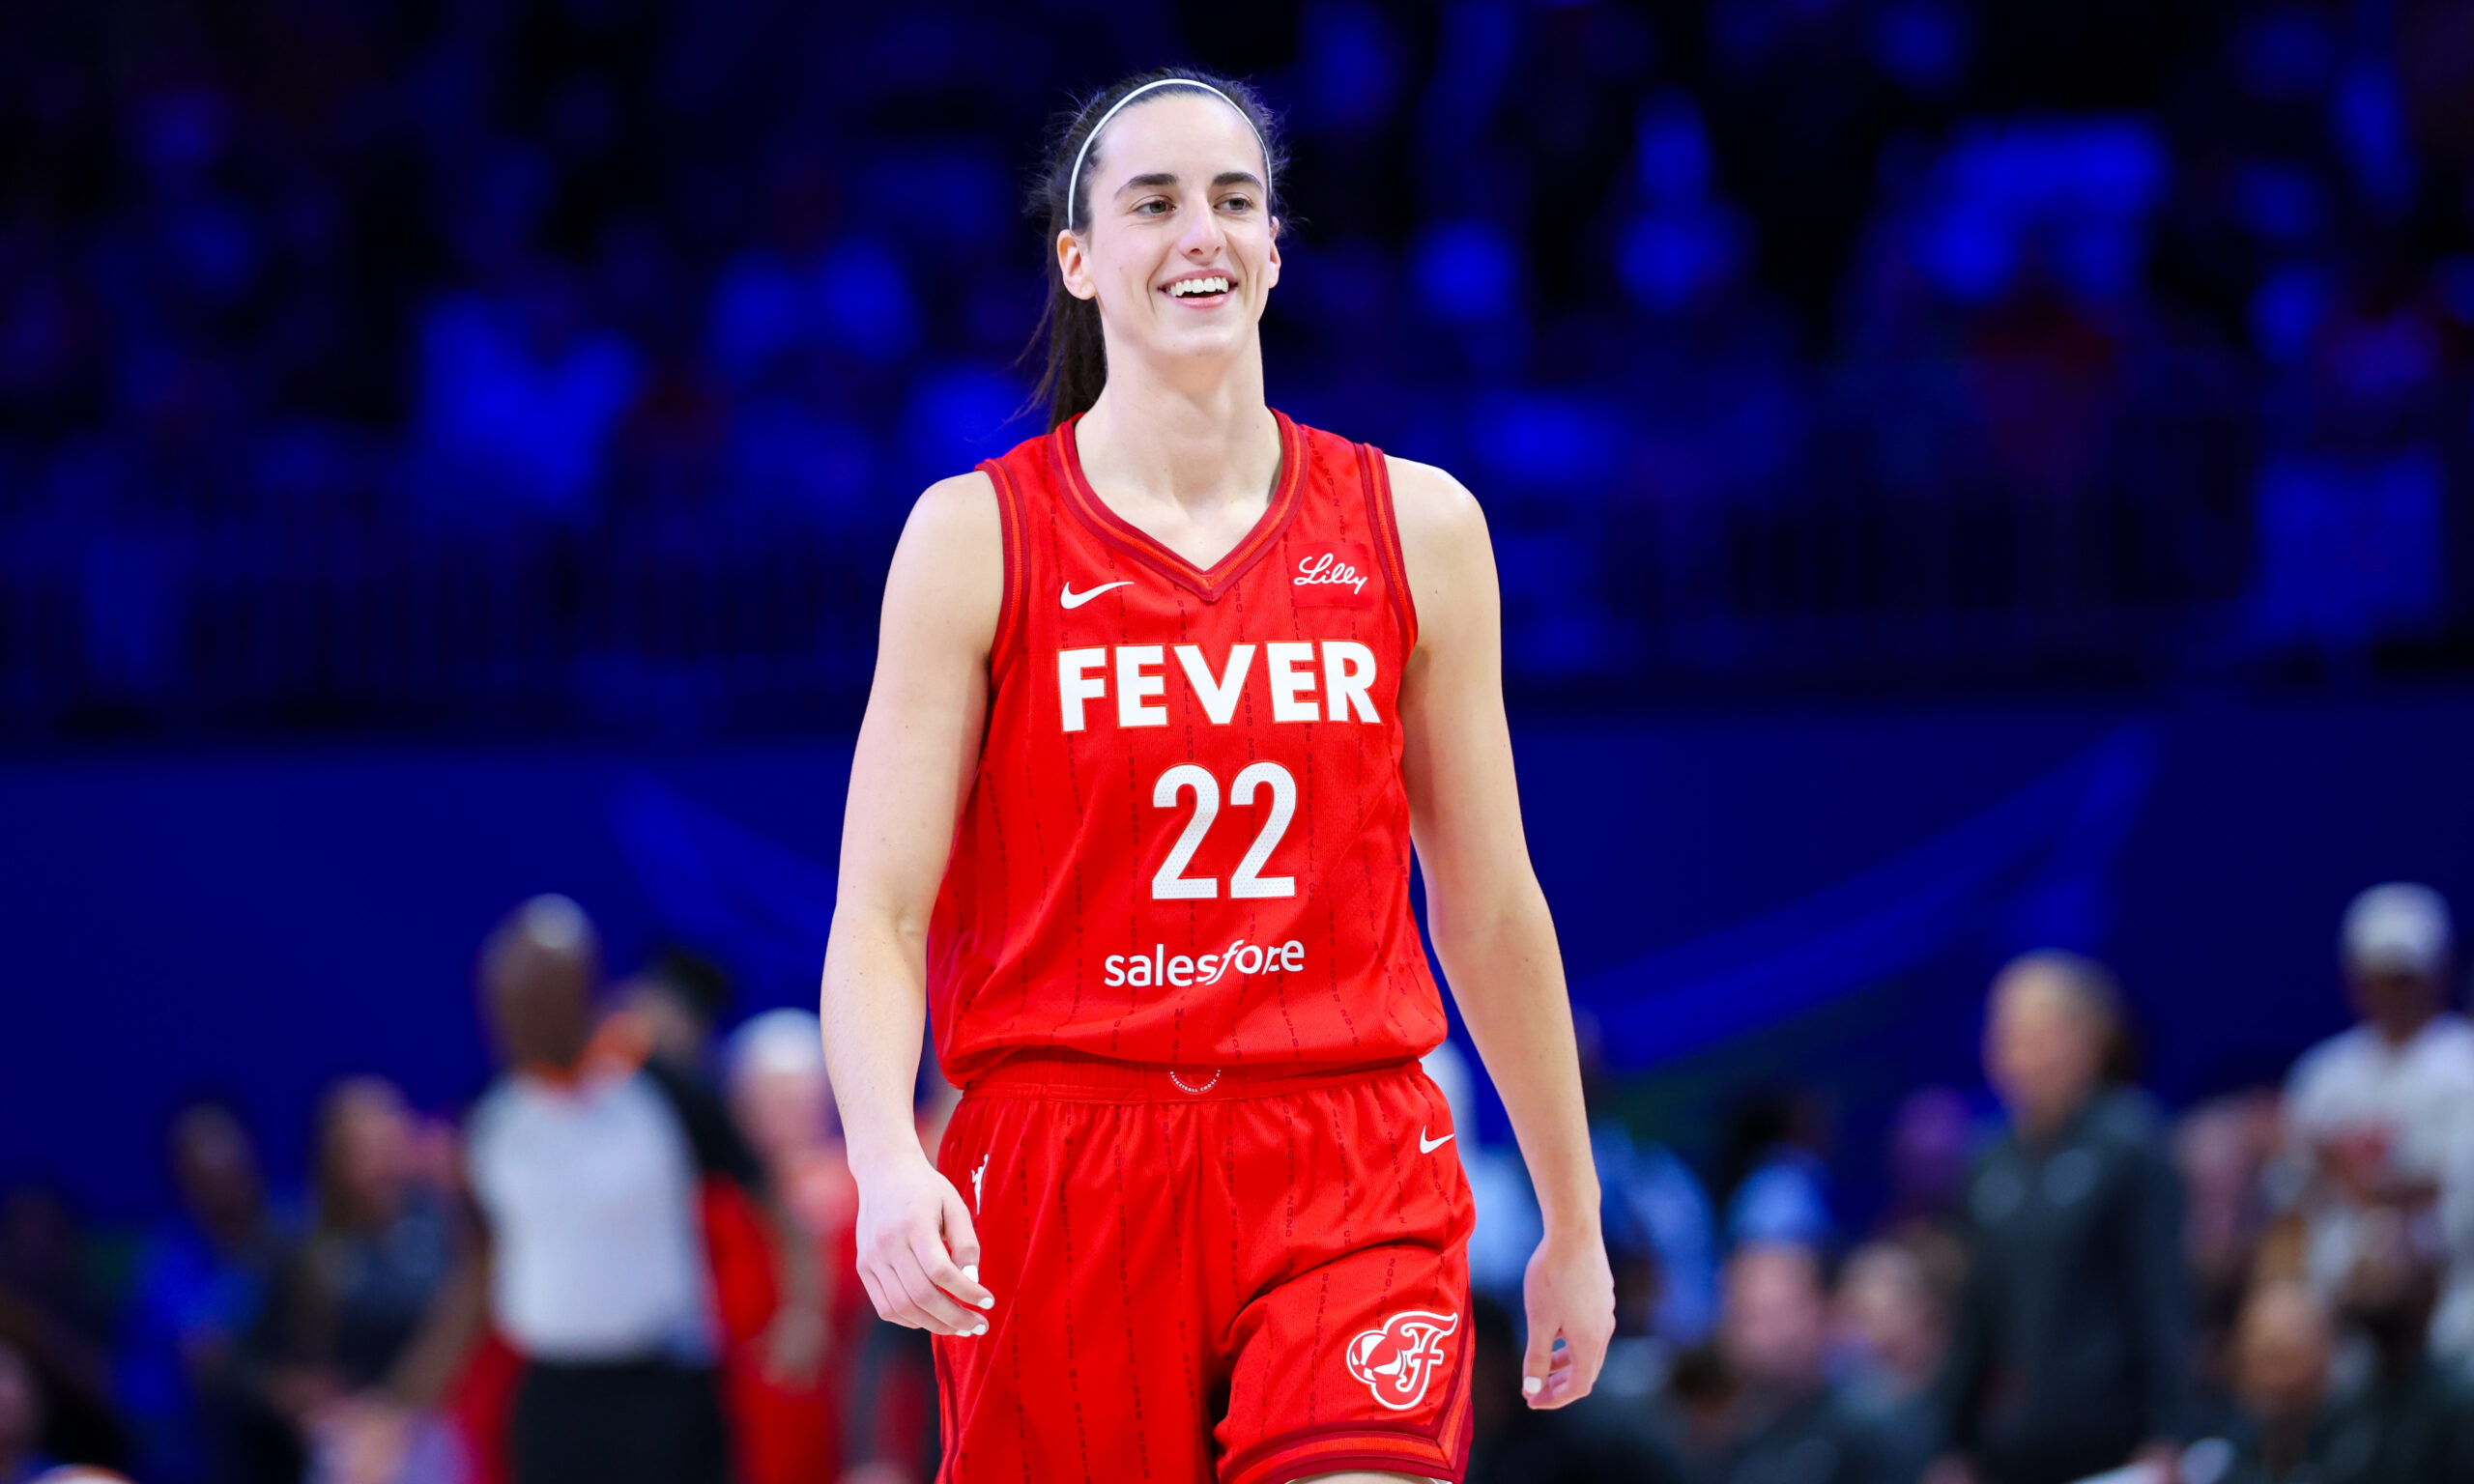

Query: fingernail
[
  {"left": 1522, "top": 1377, "right": 1543, "bottom": 1396},
  {"left": 964, "top": 1265, "right": 979, "bottom": 1282},
  {"left": 972, "top": 1324, "right": 989, "bottom": 1337},
  {"left": 978, "top": 1295, "right": 995, "bottom": 1309}
]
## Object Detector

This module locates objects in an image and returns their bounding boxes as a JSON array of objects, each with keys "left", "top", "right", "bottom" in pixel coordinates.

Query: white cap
[
  {"left": 727, "top": 1007, "right": 827, "bottom": 1089},
  {"left": 2343, "top": 882, "right": 2453, "bottom": 976}
]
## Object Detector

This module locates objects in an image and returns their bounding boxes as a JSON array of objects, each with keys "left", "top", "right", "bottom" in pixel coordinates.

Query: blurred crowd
[
  {"left": 7, "top": 0, "right": 2474, "bottom": 733},
  {"left": 1452, "top": 881, "right": 2474, "bottom": 1484},
  {"left": 8, "top": 879, "right": 2474, "bottom": 1483}
]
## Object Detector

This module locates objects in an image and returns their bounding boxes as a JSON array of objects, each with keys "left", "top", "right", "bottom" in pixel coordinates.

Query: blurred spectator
[
  {"left": 1881, "top": 1089, "right": 1975, "bottom": 1239},
  {"left": 2178, "top": 1093, "right": 2287, "bottom": 1405},
  {"left": 254, "top": 1077, "right": 458, "bottom": 1479},
  {"left": 0, "top": 1188, "right": 124, "bottom": 1472},
  {"left": 2323, "top": 1190, "right": 2474, "bottom": 1484},
  {"left": 402, "top": 895, "right": 819, "bottom": 1484},
  {"left": 117, "top": 1099, "right": 291, "bottom": 1484},
  {"left": 1, "top": 0, "right": 2464, "bottom": 736},
  {"left": 2283, "top": 885, "right": 2474, "bottom": 1365},
  {"left": 718, "top": 1009, "right": 854, "bottom": 1484},
  {"left": 2215, "top": 1279, "right": 2341, "bottom": 1484},
  {"left": 1688, "top": 1242, "right": 1893, "bottom": 1484},
  {"left": 617, "top": 949, "right": 734, "bottom": 1083},
  {"left": 1722, "top": 1090, "right": 1839, "bottom": 1251},
  {"left": 0, "top": 1337, "right": 57, "bottom": 1484},
  {"left": 1594, "top": 1114, "right": 1719, "bottom": 1351},
  {"left": 1583, "top": 1016, "right": 1718, "bottom": 1348},
  {"left": 2208, "top": 1273, "right": 2474, "bottom": 1484},
  {"left": 1834, "top": 1240, "right": 1948, "bottom": 1484},
  {"left": 1934, "top": 951, "right": 2190, "bottom": 1484},
  {"left": 410, "top": 264, "right": 645, "bottom": 521}
]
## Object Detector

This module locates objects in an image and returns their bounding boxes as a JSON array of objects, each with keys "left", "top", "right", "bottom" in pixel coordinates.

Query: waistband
[{"left": 962, "top": 1048, "right": 1422, "bottom": 1103}]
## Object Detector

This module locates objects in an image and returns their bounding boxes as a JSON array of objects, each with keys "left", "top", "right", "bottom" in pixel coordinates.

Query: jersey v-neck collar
[{"left": 1049, "top": 409, "right": 1306, "bottom": 603}]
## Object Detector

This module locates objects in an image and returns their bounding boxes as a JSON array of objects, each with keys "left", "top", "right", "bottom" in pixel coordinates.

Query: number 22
[{"left": 1151, "top": 761, "right": 1297, "bottom": 900}]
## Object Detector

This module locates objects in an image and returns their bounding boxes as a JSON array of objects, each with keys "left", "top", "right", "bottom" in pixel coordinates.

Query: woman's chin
[{"left": 1143, "top": 320, "right": 1254, "bottom": 363}]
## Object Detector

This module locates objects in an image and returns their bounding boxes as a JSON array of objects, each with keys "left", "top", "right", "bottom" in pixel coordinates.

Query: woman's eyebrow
[{"left": 1111, "top": 168, "right": 1267, "bottom": 199}]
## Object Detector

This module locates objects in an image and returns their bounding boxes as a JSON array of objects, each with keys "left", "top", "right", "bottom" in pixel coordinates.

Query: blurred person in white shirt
[{"left": 2283, "top": 882, "right": 2474, "bottom": 1359}]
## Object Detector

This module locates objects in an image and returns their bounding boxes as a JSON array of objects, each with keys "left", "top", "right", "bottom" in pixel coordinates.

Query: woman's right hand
[{"left": 850, "top": 1151, "right": 994, "bottom": 1336}]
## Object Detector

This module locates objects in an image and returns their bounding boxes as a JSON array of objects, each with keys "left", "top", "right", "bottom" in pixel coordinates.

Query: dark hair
[
  {"left": 641, "top": 943, "right": 732, "bottom": 1026},
  {"left": 1027, "top": 69, "right": 1287, "bottom": 429}
]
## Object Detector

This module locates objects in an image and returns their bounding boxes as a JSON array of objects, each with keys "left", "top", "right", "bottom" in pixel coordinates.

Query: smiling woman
[
  {"left": 1029, "top": 69, "right": 1290, "bottom": 428},
  {"left": 820, "top": 64, "right": 1613, "bottom": 1484}
]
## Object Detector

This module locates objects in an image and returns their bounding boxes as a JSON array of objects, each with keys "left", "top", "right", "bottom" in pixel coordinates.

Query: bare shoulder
[
  {"left": 882, "top": 470, "right": 1003, "bottom": 654},
  {"left": 1382, "top": 453, "right": 1488, "bottom": 553},
  {"left": 1382, "top": 455, "right": 1495, "bottom": 639},
  {"left": 902, "top": 469, "right": 1001, "bottom": 552}
]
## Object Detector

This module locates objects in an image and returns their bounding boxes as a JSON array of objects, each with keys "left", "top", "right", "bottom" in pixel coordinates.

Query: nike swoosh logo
[
  {"left": 1419, "top": 1128, "right": 1454, "bottom": 1155},
  {"left": 1060, "top": 581, "right": 1133, "bottom": 610}
]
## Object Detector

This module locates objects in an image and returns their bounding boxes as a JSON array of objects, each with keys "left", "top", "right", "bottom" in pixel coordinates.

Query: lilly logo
[
  {"left": 1343, "top": 1309, "right": 1459, "bottom": 1411},
  {"left": 1294, "top": 551, "right": 1369, "bottom": 593}
]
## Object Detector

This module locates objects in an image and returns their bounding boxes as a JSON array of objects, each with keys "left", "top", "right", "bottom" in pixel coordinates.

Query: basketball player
[{"left": 820, "top": 69, "right": 1613, "bottom": 1484}]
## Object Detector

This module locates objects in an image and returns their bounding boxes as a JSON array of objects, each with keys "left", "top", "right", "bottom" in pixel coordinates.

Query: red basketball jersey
[{"left": 927, "top": 411, "right": 1447, "bottom": 1085}]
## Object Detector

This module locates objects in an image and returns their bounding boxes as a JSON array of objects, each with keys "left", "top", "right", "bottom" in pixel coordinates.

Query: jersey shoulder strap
[
  {"left": 974, "top": 431, "right": 1052, "bottom": 686},
  {"left": 1349, "top": 438, "right": 1419, "bottom": 651}
]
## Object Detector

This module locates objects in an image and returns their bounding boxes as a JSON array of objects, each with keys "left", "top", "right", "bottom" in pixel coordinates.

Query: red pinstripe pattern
[
  {"left": 931, "top": 1063, "right": 1476, "bottom": 1484},
  {"left": 927, "top": 414, "right": 1445, "bottom": 1088},
  {"left": 1354, "top": 444, "right": 1419, "bottom": 653}
]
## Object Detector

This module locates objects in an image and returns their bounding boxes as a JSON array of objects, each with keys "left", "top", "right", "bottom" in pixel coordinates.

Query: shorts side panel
[
  {"left": 1215, "top": 1068, "right": 1476, "bottom": 1484},
  {"left": 933, "top": 1094, "right": 1222, "bottom": 1484}
]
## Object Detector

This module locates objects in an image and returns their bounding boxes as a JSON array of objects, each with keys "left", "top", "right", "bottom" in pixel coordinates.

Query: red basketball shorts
[{"left": 932, "top": 1052, "right": 1477, "bottom": 1484}]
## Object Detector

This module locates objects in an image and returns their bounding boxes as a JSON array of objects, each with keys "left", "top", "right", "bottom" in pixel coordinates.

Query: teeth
[{"left": 1170, "top": 276, "right": 1230, "bottom": 297}]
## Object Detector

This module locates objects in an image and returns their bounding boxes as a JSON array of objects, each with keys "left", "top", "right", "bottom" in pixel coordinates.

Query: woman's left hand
[{"left": 1518, "top": 1228, "right": 1616, "bottom": 1409}]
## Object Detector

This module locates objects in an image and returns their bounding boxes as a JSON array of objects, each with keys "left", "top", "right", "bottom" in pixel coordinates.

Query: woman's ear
[{"left": 1057, "top": 229, "right": 1098, "bottom": 302}]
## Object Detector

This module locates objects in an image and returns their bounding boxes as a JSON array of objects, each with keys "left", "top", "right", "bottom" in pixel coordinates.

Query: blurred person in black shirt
[
  {"left": 252, "top": 1077, "right": 458, "bottom": 1479},
  {"left": 1688, "top": 1242, "right": 1894, "bottom": 1484},
  {"left": 2202, "top": 1274, "right": 2474, "bottom": 1484},
  {"left": 1932, "top": 952, "right": 2190, "bottom": 1484},
  {"left": 256, "top": 1081, "right": 455, "bottom": 1396},
  {"left": 2209, "top": 1279, "right": 2342, "bottom": 1484}
]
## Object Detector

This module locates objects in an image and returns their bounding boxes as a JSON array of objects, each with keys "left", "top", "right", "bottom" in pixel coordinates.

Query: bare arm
[
  {"left": 1390, "top": 454, "right": 1613, "bottom": 1408},
  {"left": 820, "top": 471, "right": 1002, "bottom": 1338}
]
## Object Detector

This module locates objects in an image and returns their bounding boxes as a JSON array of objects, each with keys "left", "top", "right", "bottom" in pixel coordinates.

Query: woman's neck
[{"left": 1075, "top": 342, "right": 1279, "bottom": 518}]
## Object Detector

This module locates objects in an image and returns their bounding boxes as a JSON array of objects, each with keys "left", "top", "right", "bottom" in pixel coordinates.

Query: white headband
[{"left": 1064, "top": 79, "right": 1270, "bottom": 233}]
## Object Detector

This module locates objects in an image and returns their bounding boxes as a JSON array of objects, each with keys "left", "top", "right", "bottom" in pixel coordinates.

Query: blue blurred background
[{"left": 6, "top": 0, "right": 2474, "bottom": 1480}]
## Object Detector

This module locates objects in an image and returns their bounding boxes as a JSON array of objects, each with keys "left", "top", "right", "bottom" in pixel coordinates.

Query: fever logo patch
[{"left": 1343, "top": 1309, "right": 1459, "bottom": 1411}]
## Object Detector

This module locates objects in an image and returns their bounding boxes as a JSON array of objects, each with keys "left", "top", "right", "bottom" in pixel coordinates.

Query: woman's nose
[{"left": 1178, "top": 204, "right": 1224, "bottom": 255}]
